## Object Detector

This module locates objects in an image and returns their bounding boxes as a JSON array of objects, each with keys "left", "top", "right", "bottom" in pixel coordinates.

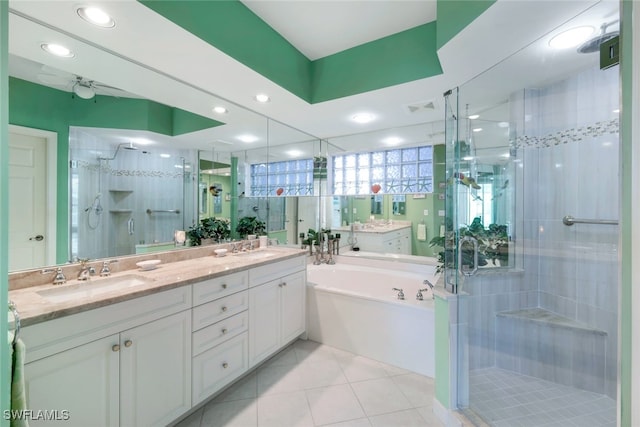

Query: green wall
[
  {"left": 434, "top": 295, "right": 450, "bottom": 408},
  {"left": 620, "top": 1, "right": 632, "bottom": 424},
  {"left": 436, "top": 0, "right": 496, "bottom": 49},
  {"left": 1, "top": 1, "right": 9, "bottom": 423},
  {"left": 8, "top": 77, "right": 222, "bottom": 264},
  {"left": 141, "top": 0, "right": 446, "bottom": 103}
]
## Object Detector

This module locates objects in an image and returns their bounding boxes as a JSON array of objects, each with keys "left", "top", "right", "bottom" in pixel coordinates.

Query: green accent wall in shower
[
  {"left": 619, "top": 1, "right": 632, "bottom": 425},
  {"left": 8, "top": 77, "right": 225, "bottom": 264},
  {"left": 0, "top": 1, "right": 9, "bottom": 423}
]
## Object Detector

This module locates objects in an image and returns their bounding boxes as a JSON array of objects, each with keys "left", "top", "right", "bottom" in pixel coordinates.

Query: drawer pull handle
[
  {"left": 124, "top": 340, "right": 133, "bottom": 348},
  {"left": 112, "top": 344, "right": 120, "bottom": 352},
  {"left": 221, "top": 306, "right": 228, "bottom": 312},
  {"left": 221, "top": 283, "right": 227, "bottom": 289},
  {"left": 221, "top": 328, "right": 228, "bottom": 334},
  {"left": 222, "top": 362, "right": 229, "bottom": 369}
]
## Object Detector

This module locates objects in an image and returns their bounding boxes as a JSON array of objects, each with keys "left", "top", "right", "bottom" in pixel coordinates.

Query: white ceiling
[
  {"left": 241, "top": 1, "right": 437, "bottom": 60},
  {"left": 6, "top": 0, "right": 617, "bottom": 161}
]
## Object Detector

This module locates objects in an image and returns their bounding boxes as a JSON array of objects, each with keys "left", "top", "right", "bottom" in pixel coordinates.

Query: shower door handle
[
  {"left": 458, "top": 236, "right": 479, "bottom": 276},
  {"left": 29, "top": 234, "right": 44, "bottom": 241}
]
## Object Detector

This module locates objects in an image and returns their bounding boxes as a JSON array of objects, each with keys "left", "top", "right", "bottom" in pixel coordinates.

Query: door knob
[
  {"left": 29, "top": 235, "right": 44, "bottom": 241},
  {"left": 112, "top": 344, "right": 120, "bottom": 352},
  {"left": 124, "top": 340, "right": 133, "bottom": 347}
]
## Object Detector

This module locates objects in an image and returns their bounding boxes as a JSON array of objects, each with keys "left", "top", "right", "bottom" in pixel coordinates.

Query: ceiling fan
[{"left": 37, "top": 69, "right": 124, "bottom": 99}]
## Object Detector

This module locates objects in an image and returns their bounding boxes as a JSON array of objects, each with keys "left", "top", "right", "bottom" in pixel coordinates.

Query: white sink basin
[
  {"left": 233, "top": 250, "right": 277, "bottom": 260},
  {"left": 37, "top": 274, "right": 153, "bottom": 303}
]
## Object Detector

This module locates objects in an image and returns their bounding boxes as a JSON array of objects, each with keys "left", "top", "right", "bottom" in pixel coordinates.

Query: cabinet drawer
[
  {"left": 193, "top": 271, "right": 248, "bottom": 306},
  {"left": 192, "top": 332, "right": 248, "bottom": 406},
  {"left": 192, "top": 311, "right": 248, "bottom": 356},
  {"left": 192, "top": 290, "right": 248, "bottom": 331},
  {"left": 249, "top": 256, "right": 305, "bottom": 287}
]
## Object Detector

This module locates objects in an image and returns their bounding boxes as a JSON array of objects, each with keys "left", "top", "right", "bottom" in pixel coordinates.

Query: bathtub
[{"left": 306, "top": 256, "right": 438, "bottom": 377}]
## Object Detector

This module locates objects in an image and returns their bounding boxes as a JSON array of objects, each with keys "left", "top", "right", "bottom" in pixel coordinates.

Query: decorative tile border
[
  {"left": 75, "top": 160, "right": 185, "bottom": 179},
  {"left": 514, "top": 118, "right": 619, "bottom": 149}
]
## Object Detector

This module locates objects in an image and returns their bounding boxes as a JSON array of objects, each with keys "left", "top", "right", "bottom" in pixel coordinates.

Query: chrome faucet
[
  {"left": 100, "top": 260, "right": 117, "bottom": 277},
  {"left": 78, "top": 259, "right": 95, "bottom": 281},
  {"left": 418, "top": 279, "right": 434, "bottom": 300},
  {"left": 392, "top": 287, "right": 405, "bottom": 300},
  {"left": 42, "top": 267, "right": 67, "bottom": 285}
]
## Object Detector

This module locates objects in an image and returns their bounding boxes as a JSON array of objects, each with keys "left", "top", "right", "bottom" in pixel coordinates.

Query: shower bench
[{"left": 495, "top": 307, "right": 607, "bottom": 394}]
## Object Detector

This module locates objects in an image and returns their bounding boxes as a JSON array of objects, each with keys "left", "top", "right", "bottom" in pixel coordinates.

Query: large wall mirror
[{"left": 6, "top": 2, "right": 517, "bottom": 273}]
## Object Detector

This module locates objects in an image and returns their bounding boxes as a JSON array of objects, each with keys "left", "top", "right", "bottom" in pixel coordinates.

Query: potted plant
[
  {"left": 429, "top": 217, "right": 508, "bottom": 273},
  {"left": 235, "top": 216, "right": 266, "bottom": 238},
  {"left": 187, "top": 217, "right": 231, "bottom": 246}
]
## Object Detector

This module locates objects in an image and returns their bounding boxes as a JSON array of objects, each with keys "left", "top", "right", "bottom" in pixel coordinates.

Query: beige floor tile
[
  {"left": 306, "top": 383, "right": 366, "bottom": 426},
  {"left": 350, "top": 377, "right": 413, "bottom": 417},
  {"left": 214, "top": 372, "right": 257, "bottom": 403},
  {"left": 200, "top": 398, "right": 257, "bottom": 427},
  {"left": 369, "top": 409, "right": 431, "bottom": 427},
  {"left": 257, "top": 363, "right": 304, "bottom": 396},
  {"left": 257, "top": 390, "right": 314, "bottom": 427},
  {"left": 391, "top": 373, "right": 436, "bottom": 407}
]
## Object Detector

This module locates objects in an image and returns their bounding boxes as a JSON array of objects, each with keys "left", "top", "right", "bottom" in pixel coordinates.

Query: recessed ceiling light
[
  {"left": 382, "top": 136, "right": 402, "bottom": 146},
  {"left": 613, "top": 109, "right": 620, "bottom": 113},
  {"left": 160, "top": 153, "right": 171, "bottom": 158},
  {"left": 213, "top": 106, "right": 228, "bottom": 114},
  {"left": 549, "top": 26, "right": 594, "bottom": 49},
  {"left": 468, "top": 114, "right": 480, "bottom": 120},
  {"left": 472, "top": 128, "right": 483, "bottom": 133},
  {"left": 286, "top": 149, "right": 303, "bottom": 157},
  {"left": 238, "top": 134, "right": 258, "bottom": 143},
  {"left": 77, "top": 6, "right": 115, "bottom": 28},
  {"left": 255, "top": 93, "right": 270, "bottom": 103},
  {"left": 497, "top": 122, "right": 509, "bottom": 128},
  {"left": 41, "top": 43, "right": 75, "bottom": 58},
  {"left": 352, "top": 113, "right": 375, "bottom": 124},
  {"left": 463, "top": 156, "right": 474, "bottom": 161}
]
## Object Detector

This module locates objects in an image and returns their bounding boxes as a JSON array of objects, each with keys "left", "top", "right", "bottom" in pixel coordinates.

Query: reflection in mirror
[
  {"left": 69, "top": 127, "right": 197, "bottom": 260},
  {"left": 370, "top": 195, "right": 383, "bottom": 215}
]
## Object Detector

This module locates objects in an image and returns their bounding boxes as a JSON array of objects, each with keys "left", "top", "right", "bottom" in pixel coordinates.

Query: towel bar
[{"left": 8, "top": 300, "right": 20, "bottom": 346}]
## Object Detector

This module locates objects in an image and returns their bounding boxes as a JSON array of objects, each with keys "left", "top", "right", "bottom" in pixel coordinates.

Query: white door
[
  {"left": 248, "top": 280, "right": 280, "bottom": 367},
  {"left": 24, "top": 335, "right": 120, "bottom": 427},
  {"left": 285, "top": 197, "right": 298, "bottom": 244},
  {"left": 120, "top": 311, "right": 192, "bottom": 427},
  {"left": 280, "top": 271, "right": 306, "bottom": 344},
  {"left": 297, "top": 196, "right": 318, "bottom": 242},
  {"left": 9, "top": 132, "right": 47, "bottom": 271}
]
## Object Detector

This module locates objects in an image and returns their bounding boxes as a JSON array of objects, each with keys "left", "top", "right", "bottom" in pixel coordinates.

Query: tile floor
[
  {"left": 174, "top": 339, "right": 445, "bottom": 427},
  {"left": 468, "top": 368, "right": 616, "bottom": 427}
]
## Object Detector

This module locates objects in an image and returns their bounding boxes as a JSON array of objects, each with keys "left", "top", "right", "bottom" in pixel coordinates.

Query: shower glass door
[{"left": 450, "top": 3, "right": 619, "bottom": 426}]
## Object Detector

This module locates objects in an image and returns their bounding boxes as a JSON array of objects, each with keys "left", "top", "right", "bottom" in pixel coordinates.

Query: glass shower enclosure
[{"left": 444, "top": 3, "right": 620, "bottom": 426}]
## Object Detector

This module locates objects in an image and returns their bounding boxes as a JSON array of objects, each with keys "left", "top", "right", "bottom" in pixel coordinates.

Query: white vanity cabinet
[
  {"left": 22, "top": 286, "right": 192, "bottom": 427},
  {"left": 354, "top": 226, "right": 411, "bottom": 254},
  {"left": 248, "top": 257, "right": 306, "bottom": 367}
]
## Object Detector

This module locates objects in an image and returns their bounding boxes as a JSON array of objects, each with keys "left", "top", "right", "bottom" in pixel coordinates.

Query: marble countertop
[{"left": 9, "top": 247, "right": 306, "bottom": 327}]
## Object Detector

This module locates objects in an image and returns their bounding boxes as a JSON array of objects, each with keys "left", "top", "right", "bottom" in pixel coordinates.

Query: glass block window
[
  {"left": 332, "top": 145, "right": 433, "bottom": 195},
  {"left": 250, "top": 159, "right": 314, "bottom": 196}
]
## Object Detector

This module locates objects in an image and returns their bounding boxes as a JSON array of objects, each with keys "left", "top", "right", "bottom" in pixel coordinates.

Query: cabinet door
[
  {"left": 120, "top": 311, "right": 191, "bottom": 427},
  {"left": 24, "top": 334, "right": 119, "bottom": 427},
  {"left": 248, "top": 280, "right": 280, "bottom": 367},
  {"left": 280, "top": 271, "right": 306, "bottom": 344}
]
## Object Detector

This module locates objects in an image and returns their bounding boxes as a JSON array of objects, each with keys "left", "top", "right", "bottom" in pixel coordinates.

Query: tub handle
[
  {"left": 392, "top": 288, "right": 405, "bottom": 300},
  {"left": 458, "top": 236, "right": 479, "bottom": 276}
]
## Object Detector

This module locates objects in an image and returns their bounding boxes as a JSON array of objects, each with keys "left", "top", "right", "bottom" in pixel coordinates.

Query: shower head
[
  {"left": 578, "top": 21, "right": 619, "bottom": 54},
  {"left": 98, "top": 142, "right": 138, "bottom": 160}
]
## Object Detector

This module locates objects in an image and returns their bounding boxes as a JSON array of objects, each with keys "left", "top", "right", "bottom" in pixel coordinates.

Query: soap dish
[
  {"left": 214, "top": 248, "right": 228, "bottom": 257},
  {"left": 136, "top": 259, "right": 161, "bottom": 271}
]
